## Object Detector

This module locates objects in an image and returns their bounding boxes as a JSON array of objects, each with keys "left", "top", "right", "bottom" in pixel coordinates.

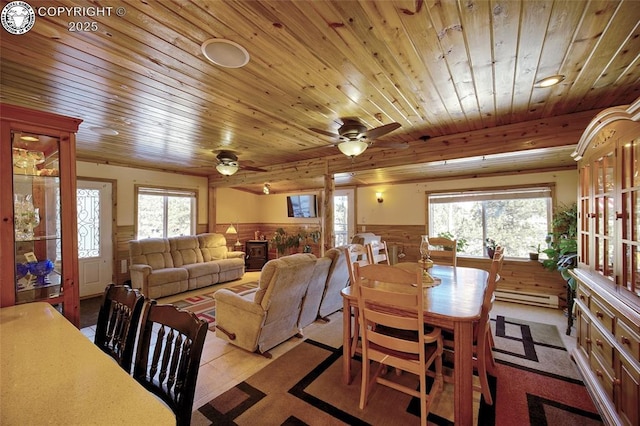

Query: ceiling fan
[
  {"left": 309, "top": 118, "right": 402, "bottom": 158},
  {"left": 215, "top": 150, "right": 267, "bottom": 176}
]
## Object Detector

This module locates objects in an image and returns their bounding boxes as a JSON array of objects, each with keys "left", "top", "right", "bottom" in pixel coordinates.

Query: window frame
[
  {"left": 426, "top": 183, "right": 556, "bottom": 258},
  {"left": 134, "top": 184, "right": 198, "bottom": 239}
]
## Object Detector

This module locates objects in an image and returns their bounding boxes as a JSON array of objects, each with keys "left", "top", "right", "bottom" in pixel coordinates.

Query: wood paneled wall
[{"left": 360, "top": 224, "right": 568, "bottom": 307}]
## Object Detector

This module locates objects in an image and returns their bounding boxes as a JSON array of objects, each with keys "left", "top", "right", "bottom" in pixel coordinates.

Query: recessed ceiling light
[
  {"left": 20, "top": 135, "right": 39, "bottom": 142},
  {"left": 535, "top": 74, "right": 565, "bottom": 88},
  {"left": 201, "top": 39, "right": 250, "bottom": 68},
  {"left": 89, "top": 126, "right": 119, "bottom": 136}
]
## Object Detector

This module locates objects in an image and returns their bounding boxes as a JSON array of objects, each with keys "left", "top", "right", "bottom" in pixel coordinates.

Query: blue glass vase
[{"left": 28, "top": 260, "right": 54, "bottom": 286}]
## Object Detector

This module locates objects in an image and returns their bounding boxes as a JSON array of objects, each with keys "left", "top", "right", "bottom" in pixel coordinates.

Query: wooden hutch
[
  {"left": 571, "top": 98, "right": 640, "bottom": 426},
  {"left": 0, "top": 104, "right": 82, "bottom": 327}
]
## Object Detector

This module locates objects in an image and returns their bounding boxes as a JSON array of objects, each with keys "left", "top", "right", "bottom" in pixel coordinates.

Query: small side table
[{"left": 246, "top": 240, "right": 268, "bottom": 271}]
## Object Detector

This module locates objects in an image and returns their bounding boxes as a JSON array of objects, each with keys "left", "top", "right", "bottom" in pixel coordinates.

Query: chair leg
[
  {"left": 351, "top": 309, "right": 360, "bottom": 357},
  {"left": 476, "top": 327, "right": 493, "bottom": 405},
  {"left": 359, "top": 353, "right": 370, "bottom": 409},
  {"left": 420, "top": 373, "right": 428, "bottom": 426},
  {"left": 486, "top": 330, "right": 496, "bottom": 372}
]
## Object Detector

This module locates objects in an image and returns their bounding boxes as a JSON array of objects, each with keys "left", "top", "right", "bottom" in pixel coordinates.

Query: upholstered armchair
[{"left": 214, "top": 253, "right": 317, "bottom": 357}]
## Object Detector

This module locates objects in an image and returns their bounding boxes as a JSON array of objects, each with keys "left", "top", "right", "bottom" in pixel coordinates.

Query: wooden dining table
[
  {"left": 0, "top": 302, "right": 176, "bottom": 425},
  {"left": 340, "top": 263, "right": 489, "bottom": 426}
]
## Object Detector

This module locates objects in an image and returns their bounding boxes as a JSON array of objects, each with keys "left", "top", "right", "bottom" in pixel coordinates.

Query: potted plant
[
  {"left": 298, "top": 229, "right": 321, "bottom": 253},
  {"left": 485, "top": 238, "right": 497, "bottom": 258},
  {"left": 541, "top": 202, "right": 578, "bottom": 334},
  {"left": 437, "top": 231, "right": 468, "bottom": 252},
  {"left": 529, "top": 244, "right": 542, "bottom": 261},
  {"left": 271, "top": 228, "right": 301, "bottom": 257}
]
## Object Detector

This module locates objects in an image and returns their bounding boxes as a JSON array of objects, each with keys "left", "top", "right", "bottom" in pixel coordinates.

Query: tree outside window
[
  {"left": 428, "top": 186, "right": 552, "bottom": 258},
  {"left": 136, "top": 186, "right": 196, "bottom": 239}
]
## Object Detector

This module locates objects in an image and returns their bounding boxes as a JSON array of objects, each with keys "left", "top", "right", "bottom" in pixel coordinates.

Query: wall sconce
[
  {"left": 376, "top": 192, "right": 384, "bottom": 203},
  {"left": 263, "top": 183, "right": 270, "bottom": 194}
]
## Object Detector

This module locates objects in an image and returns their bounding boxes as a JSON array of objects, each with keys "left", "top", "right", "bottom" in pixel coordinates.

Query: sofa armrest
[
  {"left": 129, "top": 264, "right": 151, "bottom": 294},
  {"left": 214, "top": 289, "right": 265, "bottom": 352},
  {"left": 226, "top": 251, "right": 246, "bottom": 259}
]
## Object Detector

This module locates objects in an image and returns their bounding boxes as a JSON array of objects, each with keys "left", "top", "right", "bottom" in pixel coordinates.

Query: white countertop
[{"left": 0, "top": 302, "right": 175, "bottom": 425}]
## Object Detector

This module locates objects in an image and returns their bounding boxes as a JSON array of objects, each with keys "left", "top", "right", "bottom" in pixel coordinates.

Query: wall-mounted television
[{"left": 287, "top": 194, "right": 318, "bottom": 218}]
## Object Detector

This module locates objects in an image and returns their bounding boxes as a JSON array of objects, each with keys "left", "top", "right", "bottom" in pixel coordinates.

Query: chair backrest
[
  {"left": 427, "top": 236, "right": 458, "bottom": 266},
  {"left": 366, "top": 240, "right": 390, "bottom": 265},
  {"left": 354, "top": 263, "right": 427, "bottom": 360},
  {"left": 94, "top": 284, "right": 144, "bottom": 373},
  {"left": 343, "top": 244, "right": 370, "bottom": 285},
  {"left": 478, "top": 246, "right": 505, "bottom": 333},
  {"left": 133, "top": 301, "right": 208, "bottom": 426}
]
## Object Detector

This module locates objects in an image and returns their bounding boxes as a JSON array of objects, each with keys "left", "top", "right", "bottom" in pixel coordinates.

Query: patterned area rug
[
  {"left": 193, "top": 315, "right": 602, "bottom": 425},
  {"left": 171, "top": 281, "right": 258, "bottom": 330}
]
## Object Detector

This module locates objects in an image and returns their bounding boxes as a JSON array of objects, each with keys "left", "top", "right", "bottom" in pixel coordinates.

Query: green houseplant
[
  {"left": 437, "top": 231, "right": 468, "bottom": 252},
  {"left": 542, "top": 202, "right": 578, "bottom": 287},
  {"left": 485, "top": 238, "right": 497, "bottom": 258},
  {"left": 271, "top": 228, "right": 301, "bottom": 256}
]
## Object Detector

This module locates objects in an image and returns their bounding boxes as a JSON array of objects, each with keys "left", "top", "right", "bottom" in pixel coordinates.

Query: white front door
[{"left": 77, "top": 180, "right": 113, "bottom": 297}]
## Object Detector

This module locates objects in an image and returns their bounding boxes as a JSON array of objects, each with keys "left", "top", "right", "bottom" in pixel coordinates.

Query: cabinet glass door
[
  {"left": 620, "top": 137, "right": 640, "bottom": 296},
  {"left": 12, "top": 131, "right": 63, "bottom": 304},
  {"left": 593, "top": 151, "right": 615, "bottom": 281},
  {"left": 579, "top": 164, "right": 591, "bottom": 266}
]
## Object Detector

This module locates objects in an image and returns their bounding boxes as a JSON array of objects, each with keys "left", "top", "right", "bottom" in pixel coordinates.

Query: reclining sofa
[
  {"left": 214, "top": 248, "right": 350, "bottom": 356},
  {"left": 129, "top": 233, "right": 245, "bottom": 299}
]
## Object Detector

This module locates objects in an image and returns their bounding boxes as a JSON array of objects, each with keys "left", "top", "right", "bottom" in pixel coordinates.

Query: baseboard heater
[{"left": 494, "top": 289, "right": 559, "bottom": 308}]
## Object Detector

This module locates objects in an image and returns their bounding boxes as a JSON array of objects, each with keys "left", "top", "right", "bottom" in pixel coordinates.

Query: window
[
  {"left": 427, "top": 186, "right": 552, "bottom": 258},
  {"left": 135, "top": 186, "right": 196, "bottom": 239}
]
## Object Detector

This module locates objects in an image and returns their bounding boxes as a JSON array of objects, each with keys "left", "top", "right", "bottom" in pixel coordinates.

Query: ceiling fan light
[
  {"left": 338, "top": 140, "right": 368, "bottom": 157},
  {"left": 216, "top": 163, "right": 239, "bottom": 176}
]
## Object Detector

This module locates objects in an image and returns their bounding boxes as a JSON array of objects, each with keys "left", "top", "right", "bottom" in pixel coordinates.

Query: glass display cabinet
[
  {"left": 571, "top": 99, "right": 640, "bottom": 426},
  {"left": 1, "top": 104, "right": 82, "bottom": 327}
]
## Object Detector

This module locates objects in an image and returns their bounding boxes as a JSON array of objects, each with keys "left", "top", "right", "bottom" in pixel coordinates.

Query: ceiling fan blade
[
  {"left": 309, "top": 127, "right": 340, "bottom": 138},
  {"left": 366, "top": 122, "right": 401, "bottom": 140},
  {"left": 240, "top": 165, "right": 268, "bottom": 172},
  {"left": 300, "top": 142, "right": 338, "bottom": 152}
]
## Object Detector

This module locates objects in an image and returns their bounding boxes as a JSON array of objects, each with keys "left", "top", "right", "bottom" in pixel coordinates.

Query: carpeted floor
[{"left": 192, "top": 315, "right": 602, "bottom": 425}]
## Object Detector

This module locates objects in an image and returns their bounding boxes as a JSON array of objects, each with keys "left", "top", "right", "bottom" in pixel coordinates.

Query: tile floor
[{"left": 80, "top": 272, "right": 577, "bottom": 413}]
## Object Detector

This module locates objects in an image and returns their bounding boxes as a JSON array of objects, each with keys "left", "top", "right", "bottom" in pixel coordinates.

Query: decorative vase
[
  {"left": 28, "top": 260, "right": 54, "bottom": 286},
  {"left": 487, "top": 248, "right": 496, "bottom": 259}
]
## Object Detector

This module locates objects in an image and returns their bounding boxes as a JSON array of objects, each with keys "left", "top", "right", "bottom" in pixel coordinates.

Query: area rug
[
  {"left": 171, "top": 281, "right": 258, "bottom": 330},
  {"left": 490, "top": 315, "right": 582, "bottom": 382},
  {"left": 193, "top": 316, "right": 602, "bottom": 425}
]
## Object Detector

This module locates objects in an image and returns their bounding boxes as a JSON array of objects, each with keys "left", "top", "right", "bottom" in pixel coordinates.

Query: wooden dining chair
[
  {"left": 343, "top": 244, "right": 370, "bottom": 357},
  {"left": 366, "top": 240, "right": 390, "bottom": 265},
  {"left": 344, "top": 243, "right": 370, "bottom": 284},
  {"left": 427, "top": 236, "right": 458, "bottom": 266},
  {"left": 133, "top": 301, "right": 208, "bottom": 426},
  {"left": 440, "top": 245, "right": 504, "bottom": 405},
  {"left": 354, "top": 263, "right": 443, "bottom": 426},
  {"left": 94, "top": 284, "right": 144, "bottom": 373}
]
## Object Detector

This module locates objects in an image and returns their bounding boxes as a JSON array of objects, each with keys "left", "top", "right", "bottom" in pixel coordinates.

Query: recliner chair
[{"left": 214, "top": 253, "right": 317, "bottom": 357}]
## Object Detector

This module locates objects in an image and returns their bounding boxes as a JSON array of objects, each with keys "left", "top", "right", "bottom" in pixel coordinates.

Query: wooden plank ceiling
[{"left": 1, "top": 0, "right": 638, "bottom": 194}]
